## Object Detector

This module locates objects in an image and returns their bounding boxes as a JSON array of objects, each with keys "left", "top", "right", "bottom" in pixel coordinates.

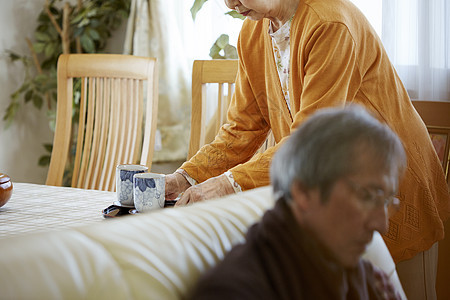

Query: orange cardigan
[{"left": 181, "top": 0, "right": 450, "bottom": 262}]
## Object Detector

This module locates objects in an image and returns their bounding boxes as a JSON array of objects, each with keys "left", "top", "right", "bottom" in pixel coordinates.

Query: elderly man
[{"left": 189, "top": 106, "right": 406, "bottom": 299}]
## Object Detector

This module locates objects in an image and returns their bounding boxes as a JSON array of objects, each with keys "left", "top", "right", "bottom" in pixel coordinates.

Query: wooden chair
[
  {"left": 46, "top": 54, "right": 158, "bottom": 191},
  {"left": 188, "top": 59, "right": 275, "bottom": 160},
  {"left": 412, "top": 100, "right": 450, "bottom": 300},
  {"left": 412, "top": 100, "right": 450, "bottom": 185}
]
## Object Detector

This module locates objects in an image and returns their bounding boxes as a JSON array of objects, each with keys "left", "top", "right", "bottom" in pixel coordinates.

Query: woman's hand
[
  {"left": 175, "top": 174, "right": 235, "bottom": 206},
  {"left": 165, "top": 172, "right": 191, "bottom": 200}
]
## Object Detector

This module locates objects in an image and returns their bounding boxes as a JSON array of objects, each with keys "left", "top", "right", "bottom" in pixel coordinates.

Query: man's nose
[{"left": 367, "top": 206, "right": 389, "bottom": 234}]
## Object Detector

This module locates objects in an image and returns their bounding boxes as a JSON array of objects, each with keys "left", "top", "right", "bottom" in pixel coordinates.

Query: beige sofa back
[{"left": 0, "top": 186, "right": 405, "bottom": 299}]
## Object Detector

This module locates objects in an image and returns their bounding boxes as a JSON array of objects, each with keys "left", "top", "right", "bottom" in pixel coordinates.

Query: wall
[{"left": 0, "top": 0, "right": 126, "bottom": 184}]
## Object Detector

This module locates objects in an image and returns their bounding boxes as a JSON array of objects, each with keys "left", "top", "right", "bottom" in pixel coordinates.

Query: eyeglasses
[{"left": 344, "top": 179, "right": 399, "bottom": 210}]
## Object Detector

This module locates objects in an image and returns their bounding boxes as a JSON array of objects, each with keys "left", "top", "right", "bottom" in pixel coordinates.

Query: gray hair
[{"left": 270, "top": 105, "right": 407, "bottom": 202}]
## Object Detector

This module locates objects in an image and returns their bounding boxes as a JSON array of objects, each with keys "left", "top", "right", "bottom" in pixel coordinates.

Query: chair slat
[
  {"left": 217, "top": 83, "right": 224, "bottom": 134},
  {"left": 91, "top": 78, "right": 110, "bottom": 189},
  {"left": 199, "top": 85, "right": 208, "bottom": 147},
  {"left": 72, "top": 78, "right": 88, "bottom": 187},
  {"left": 105, "top": 78, "right": 123, "bottom": 191},
  {"left": 98, "top": 78, "right": 116, "bottom": 191},
  {"left": 124, "top": 79, "right": 138, "bottom": 164},
  {"left": 98, "top": 79, "right": 121, "bottom": 191},
  {"left": 133, "top": 80, "right": 144, "bottom": 163},
  {"left": 226, "top": 83, "right": 233, "bottom": 116},
  {"left": 78, "top": 78, "right": 97, "bottom": 189},
  {"left": 115, "top": 78, "right": 127, "bottom": 168},
  {"left": 85, "top": 78, "right": 104, "bottom": 189}
]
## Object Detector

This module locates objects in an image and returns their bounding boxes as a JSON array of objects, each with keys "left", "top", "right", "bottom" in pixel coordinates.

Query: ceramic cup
[
  {"left": 133, "top": 173, "right": 165, "bottom": 213},
  {"left": 116, "top": 164, "right": 148, "bottom": 207}
]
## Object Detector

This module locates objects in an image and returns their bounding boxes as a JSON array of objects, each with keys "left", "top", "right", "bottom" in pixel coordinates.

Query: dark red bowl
[{"left": 0, "top": 173, "right": 13, "bottom": 208}]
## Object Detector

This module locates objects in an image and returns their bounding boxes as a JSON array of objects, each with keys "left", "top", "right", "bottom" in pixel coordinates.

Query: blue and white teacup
[
  {"left": 116, "top": 164, "right": 148, "bottom": 206},
  {"left": 133, "top": 173, "right": 165, "bottom": 213}
]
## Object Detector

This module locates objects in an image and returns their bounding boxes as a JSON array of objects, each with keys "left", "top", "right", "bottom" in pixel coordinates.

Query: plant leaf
[
  {"left": 25, "top": 90, "right": 33, "bottom": 102},
  {"left": 44, "top": 43, "right": 56, "bottom": 58},
  {"left": 33, "top": 42, "right": 46, "bottom": 54},
  {"left": 191, "top": 0, "right": 208, "bottom": 20},
  {"left": 209, "top": 44, "right": 224, "bottom": 59},
  {"left": 35, "top": 31, "right": 51, "bottom": 42},
  {"left": 2, "top": 102, "right": 20, "bottom": 129},
  {"left": 86, "top": 28, "right": 100, "bottom": 40},
  {"left": 34, "top": 74, "right": 48, "bottom": 84},
  {"left": 33, "top": 94, "right": 43, "bottom": 109},
  {"left": 8, "top": 52, "right": 21, "bottom": 61},
  {"left": 79, "top": 18, "right": 91, "bottom": 27},
  {"left": 43, "top": 143, "right": 53, "bottom": 153},
  {"left": 16, "top": 82, "right": 31, "bottom": 94},
  {"left": 216, "top": 34, "right": 229, "bottom": 49},
  {"left": 224, "top": 44, "right": 238, "bottom": 59},
  {"left": 80, "top": 35, "right": 95, "bottom": 53},
  {"left": 38, "top": 155, "right": 51, "bottom": 166}
]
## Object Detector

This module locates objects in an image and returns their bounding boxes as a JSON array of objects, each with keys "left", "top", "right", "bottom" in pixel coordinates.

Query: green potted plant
[{"left": 3, "top": 0, "right": 130, "bottom": 171}]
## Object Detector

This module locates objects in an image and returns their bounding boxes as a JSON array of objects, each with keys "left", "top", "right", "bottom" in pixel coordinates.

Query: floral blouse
[{"left": 269, "top": 19, "right": 292, "bottom": 112}]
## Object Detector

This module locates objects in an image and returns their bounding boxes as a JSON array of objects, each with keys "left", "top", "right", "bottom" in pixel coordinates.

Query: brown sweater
[
  {"left": 181, "top": 0, "right": 450, "bottom": 262},
  {"left": 189, "top": 199, "right": 401, "bottom": 300}
]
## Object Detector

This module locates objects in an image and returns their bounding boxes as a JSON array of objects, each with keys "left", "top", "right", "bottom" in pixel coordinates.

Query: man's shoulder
[{"left": 189, "top": 243, "right": 273, "bottom": 299}]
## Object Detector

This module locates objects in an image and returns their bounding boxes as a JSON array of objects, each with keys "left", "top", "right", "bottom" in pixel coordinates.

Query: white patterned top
[{"left": 269, "top": 18, "right": 292, "bottom": 112}]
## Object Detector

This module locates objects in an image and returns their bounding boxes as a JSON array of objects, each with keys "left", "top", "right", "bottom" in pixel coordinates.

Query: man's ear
[{"left": 290, "top": 183, "right": 311, "bottom": 213}]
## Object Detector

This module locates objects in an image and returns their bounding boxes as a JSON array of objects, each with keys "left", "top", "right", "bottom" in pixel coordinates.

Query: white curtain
[
  {"left": 123, "top": 0, "right": 242, "bottom": 162},
  {"left": 124, "top": 0, "right": 192, "bottom": 162},
  {"left": 382, "top": 0, "right": 450, "bottom": 100}
]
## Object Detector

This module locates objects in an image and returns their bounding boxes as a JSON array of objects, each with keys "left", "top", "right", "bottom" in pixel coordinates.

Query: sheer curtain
[
  {"left": 123, "top": 0, "right": 241, "bottom": 162},
  {"left": 124, "top": 0, "right": 191, "bottom": 162},
  {"left": 382, "top": 0, "right": 450, "bottom": 100}
]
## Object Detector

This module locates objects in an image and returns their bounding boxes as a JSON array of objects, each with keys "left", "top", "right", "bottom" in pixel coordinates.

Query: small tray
[
  {"left": 103, "top": 200, "right": 177, "bottom": 218},
  {"left": 102, "top": 204, "right": 134, "bottom": 218}
]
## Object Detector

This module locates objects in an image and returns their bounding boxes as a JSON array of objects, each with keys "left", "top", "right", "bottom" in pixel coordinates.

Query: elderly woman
[{"left": 165, "top": 1, "right": 450, "bottom": 299}]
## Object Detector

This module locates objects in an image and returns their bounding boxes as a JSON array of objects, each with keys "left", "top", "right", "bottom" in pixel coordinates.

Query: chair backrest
[
  {"left": 46, "top": 54, "right": 158, "bottom": 191},
  {"left": 412, "top": 100, "right": 450, "bottom": 185},
  {"left": 188, "top": 59, "right": 275, "bottom": 160}
]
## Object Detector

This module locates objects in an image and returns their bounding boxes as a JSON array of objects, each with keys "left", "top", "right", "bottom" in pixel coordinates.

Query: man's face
[{"left": 291, "top": 153, "right": 396, "bottom": 268}]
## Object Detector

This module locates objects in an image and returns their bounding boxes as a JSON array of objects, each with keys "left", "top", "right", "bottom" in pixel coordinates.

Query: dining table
[{"left": 0, "top": 182, "right": 117, "bottom": 240}]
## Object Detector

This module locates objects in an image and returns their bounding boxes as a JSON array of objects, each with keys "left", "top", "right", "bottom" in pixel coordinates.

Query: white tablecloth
[{"left": 0, "top": 183, "right": 117, "bottom": 239}]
